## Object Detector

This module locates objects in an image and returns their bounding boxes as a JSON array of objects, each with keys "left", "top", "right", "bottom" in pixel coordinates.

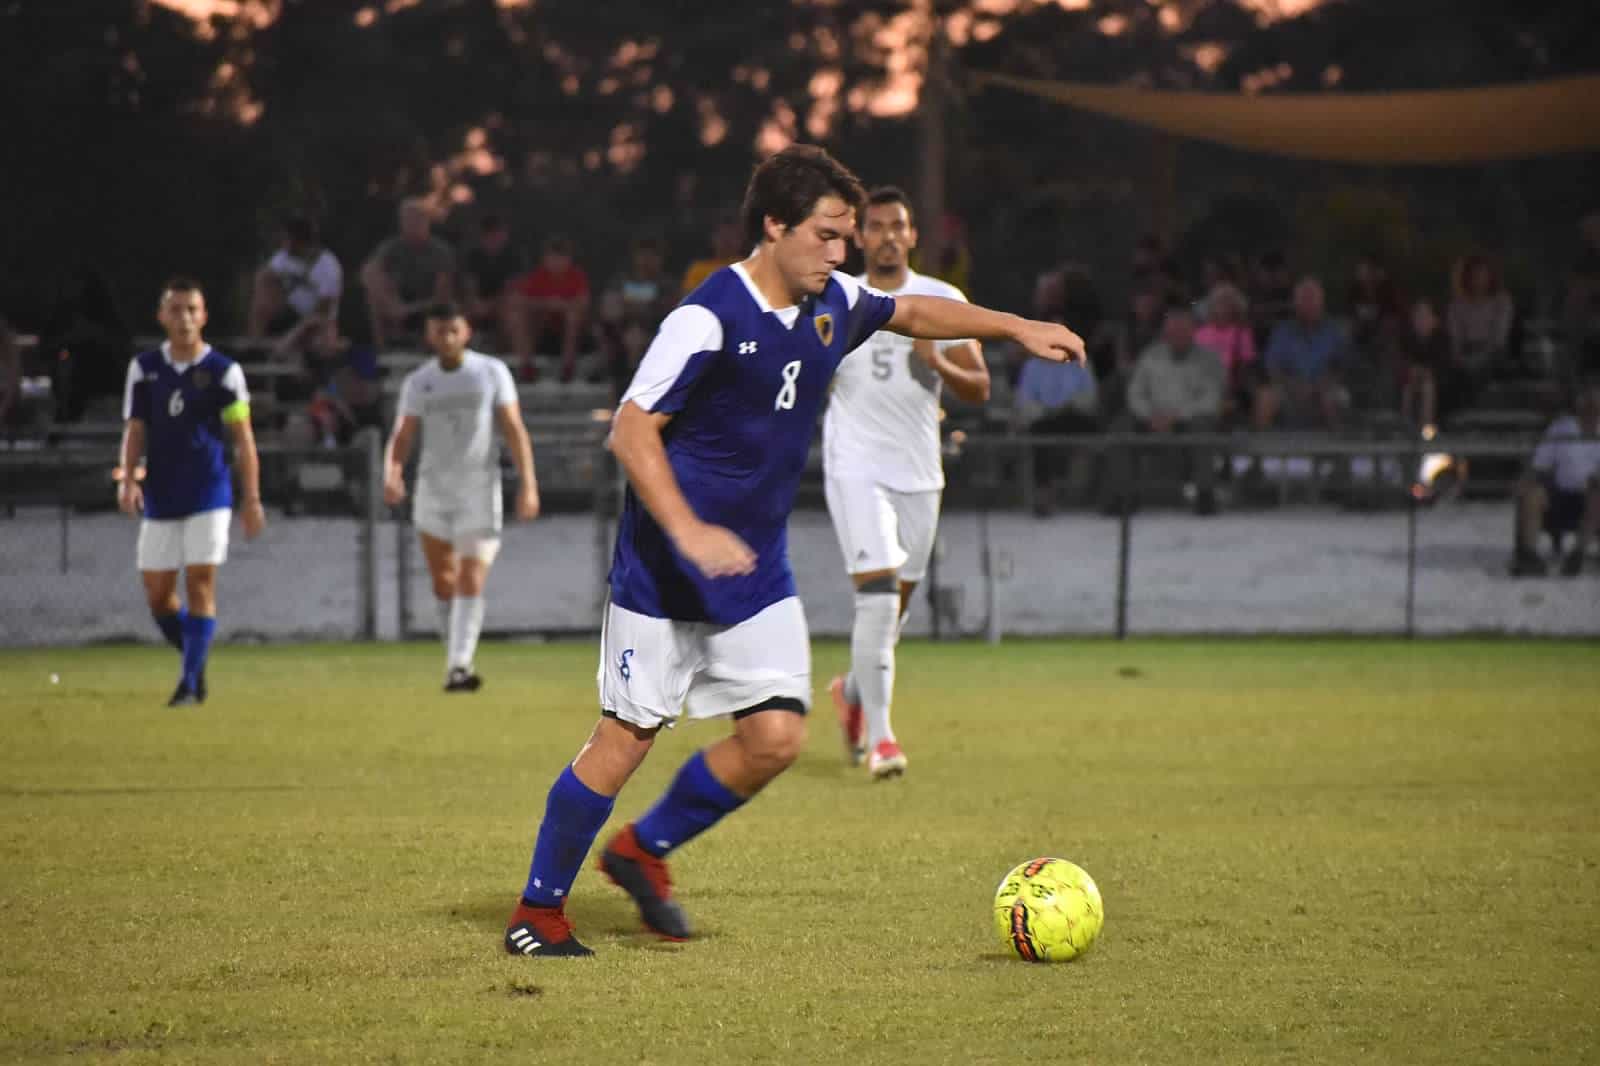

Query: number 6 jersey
[
  {"left": 612, "top": 263, "right": 896, "bottom": 625},
  {"left": 822, "top": 268, "right": 971, "bottom": 494}
]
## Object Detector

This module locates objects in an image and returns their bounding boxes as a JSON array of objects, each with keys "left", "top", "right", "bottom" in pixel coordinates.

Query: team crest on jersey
[
  {"left": 813, "top": 312, "right": 834, "bottom": 346},
  {"left": 192, "top": 369, "right": 211, "bottom": 388}
]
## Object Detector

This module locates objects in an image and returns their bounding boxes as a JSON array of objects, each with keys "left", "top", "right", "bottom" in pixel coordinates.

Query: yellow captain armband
[{"left": 221, "top": 400, "right": 251, "bottom": 425}]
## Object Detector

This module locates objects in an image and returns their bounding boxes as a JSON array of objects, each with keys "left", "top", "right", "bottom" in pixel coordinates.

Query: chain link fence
[{"left": 4, "top": 430, "right": 1596, "bottom": 646}]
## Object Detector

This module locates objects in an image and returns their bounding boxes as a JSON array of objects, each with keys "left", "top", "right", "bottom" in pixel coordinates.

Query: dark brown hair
[{"left": 741, "top": 144, "right": 867, "bottom": 245}]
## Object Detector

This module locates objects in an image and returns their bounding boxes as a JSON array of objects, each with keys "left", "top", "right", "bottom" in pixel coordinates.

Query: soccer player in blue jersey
[
  {"left": 118, "top": 279, "right": 265, "bottom": 707},
  {"left": 504, "top": 146, "right": 1084, "bottom": 957}
]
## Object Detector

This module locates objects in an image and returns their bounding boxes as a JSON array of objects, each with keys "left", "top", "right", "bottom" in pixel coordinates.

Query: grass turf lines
[{"left": 2, "top": 639, "right": 1597, "bottom": 1065}]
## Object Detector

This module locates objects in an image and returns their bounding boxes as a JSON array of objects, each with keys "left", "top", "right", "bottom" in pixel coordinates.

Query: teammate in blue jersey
[
  {"left": 505, "top": 146, "right": 1084, "bottom": 957},
  {"left": 118, "top": 279, "right": 265, "bottom": 707}
]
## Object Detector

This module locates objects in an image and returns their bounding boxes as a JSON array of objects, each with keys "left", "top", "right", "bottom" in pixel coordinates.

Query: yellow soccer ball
[{"left": 993, "top": 857, "right": 1103, "bottom": 962}]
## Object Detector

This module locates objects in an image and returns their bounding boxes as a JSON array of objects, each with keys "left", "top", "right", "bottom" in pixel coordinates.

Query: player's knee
[
  {"left": 737, "top": 701, "right": 808, "bottom": 775},
  {"left": 431, "top": 575, "right": 456, "bottom": 600}
]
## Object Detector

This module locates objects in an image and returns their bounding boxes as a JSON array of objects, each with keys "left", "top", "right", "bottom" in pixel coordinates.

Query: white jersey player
[
  {"left": 384, "top": 303, "right": 540, "bottom": 691},
  {"left": 823, "top": 187, "right": 991, "bottom": 778}
]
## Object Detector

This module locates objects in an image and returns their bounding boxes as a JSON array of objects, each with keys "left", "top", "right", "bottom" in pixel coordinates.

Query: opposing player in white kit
[
  {"left": 825, "top": 186, "right": 991, "bottom": 778},
  {"left": 383, "top": 303, "right": 540, "bottom": 692}
]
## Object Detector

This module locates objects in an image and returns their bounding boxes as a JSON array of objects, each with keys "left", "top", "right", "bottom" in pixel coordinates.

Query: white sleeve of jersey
[
  {"left": 491, "top": 357, "right": 518, "bottom": 408},
  {"left": 122, "top": 359, "right": 144, "bottom": 421},
  {"left": 221, "top": 362, "right": 250, "bottom": 406},
  {"left": 311, "top": 252, "right": 343, "bottom": 303},
  {"left": 621, "top": 304, "right": 724, "bottom": 412},
  {"left": 397, "top": 369, "right": 424, "bottom": 418}
]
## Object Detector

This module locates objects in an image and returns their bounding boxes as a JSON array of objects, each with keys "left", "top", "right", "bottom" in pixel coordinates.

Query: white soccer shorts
[
  {"left": 413, "top": 482, "right": 503, "bottom": 563},
  {"left": 597, "top": 597, "right": 812, "bottom": 730},
  {"left": 824, "top": 476, "right": 941, "bottom": 583},
  {"left": 136, "top": 508, "right": 231, "bottom": 571}
]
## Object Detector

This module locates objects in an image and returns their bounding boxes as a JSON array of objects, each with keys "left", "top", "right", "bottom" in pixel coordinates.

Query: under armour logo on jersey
[
  {"left": 619, "top": 648, "right": 634, "bottom": 681},
  {"left": 738, "top": 341, "right": 759, "bottom": 355}
]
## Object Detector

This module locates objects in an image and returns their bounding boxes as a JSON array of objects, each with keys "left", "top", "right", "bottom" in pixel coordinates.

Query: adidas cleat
[
  {"left": 504, "top": 902, "right": 594, "bottom": 958},
  {"left": 598, "top": 824, "right": 691, "bottom": 941}
]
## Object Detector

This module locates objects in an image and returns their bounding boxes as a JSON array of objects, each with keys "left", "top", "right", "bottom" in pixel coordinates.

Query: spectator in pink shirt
[{"left": 1195, "top": 282, "right": 1263, "bottom": 427}]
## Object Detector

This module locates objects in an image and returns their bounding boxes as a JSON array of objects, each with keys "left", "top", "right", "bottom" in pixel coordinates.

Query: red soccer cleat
[
  {"left": 867, "top": 739, "right": 907, "bottom": 780},
  {"left": 598, "top": 824, "right": 691, "bottom": 941},
  {"left": 829, "top": 675, "right": 865, "bottom": 766},
  {"left": 504, "top": 901, "right": 594, "bottom": 957}
]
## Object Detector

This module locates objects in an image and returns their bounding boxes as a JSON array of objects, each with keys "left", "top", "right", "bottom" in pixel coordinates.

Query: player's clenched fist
[
  {"left": 1013, "top": 319, "right": 1086, "bottom": 365},
  {"left": 515, "top": 487, "right": 541, "bottom": 522},
  {"left": 117, "top": 478, "right": 143, "bottom": 517},
  {"left": 672, "top": 520, "right": 757, "bottom": 579}
]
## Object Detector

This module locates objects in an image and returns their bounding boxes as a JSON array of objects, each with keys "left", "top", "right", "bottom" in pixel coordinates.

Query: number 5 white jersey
[
  {"left": 823, "top": 269, "right": 971, "bottom": 493},
  {"left": 396, "top": 350, "right": 517, "bottom": 501}
]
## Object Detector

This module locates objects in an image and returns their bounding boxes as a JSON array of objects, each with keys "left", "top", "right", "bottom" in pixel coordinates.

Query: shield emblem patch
[{"left": 813, "top": 312, "right": 834, "bottom": 346}]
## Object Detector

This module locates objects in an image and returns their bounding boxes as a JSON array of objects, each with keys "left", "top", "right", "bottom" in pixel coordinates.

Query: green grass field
[{"left": 2, "top": 639, "right": 1597, "bottom": 1065}]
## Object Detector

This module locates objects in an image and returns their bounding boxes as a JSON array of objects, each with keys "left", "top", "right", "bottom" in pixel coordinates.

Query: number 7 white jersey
[{"left": 823, "top": 269, "right": 970, "bottom": 492}]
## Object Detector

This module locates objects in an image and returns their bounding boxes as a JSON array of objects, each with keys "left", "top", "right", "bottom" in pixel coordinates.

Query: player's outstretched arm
[
  {"left": 610, "top": 401, "right": 755, "bottom": 579},
  {"left": 889, "top": 295, "right": 1085, "bottom": 364},
  {"left": 227, "top": 417, "right": 266, "bottom": 539},
  {"left": 495, "top": 403, "right": 541, "bottom": 521},
  {"left": 117, "top": 418, "right": 145, "bottom": 516},
  {"left": 383, "top": 414, "right": 418, "bottom": 506}
]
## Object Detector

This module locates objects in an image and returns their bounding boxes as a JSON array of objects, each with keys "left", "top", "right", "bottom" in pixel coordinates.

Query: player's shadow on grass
[{"left": 440, "top": 896, "right": 707, "bottom": 949}]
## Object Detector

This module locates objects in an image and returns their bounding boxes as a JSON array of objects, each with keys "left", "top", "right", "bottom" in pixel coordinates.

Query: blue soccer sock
[
  {"left": 180, "top": 614, "right": 216, "bottom": 691},
  {"left": 521, "top": 765, "right": 615, "bottom": 908},
  {"left": 632, "top": 751, "right": 746, "bottom": 858},
  {"left": 152, "top": 607, "right": 187, "bottom": 652}
]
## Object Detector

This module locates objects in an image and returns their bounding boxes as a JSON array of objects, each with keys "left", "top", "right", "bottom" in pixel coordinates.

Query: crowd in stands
[
  {"left": 3, "top": 200, "right": 1597, "bottom": 557},
  {"left": 1002, "top": 217, "right": 1600, "bottom": 530}
]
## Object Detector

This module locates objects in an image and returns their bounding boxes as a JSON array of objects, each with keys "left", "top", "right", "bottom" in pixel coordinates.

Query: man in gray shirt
[
  {"left": 1108, "top": 303, "right": 1226, "bottom": 515},
  {"left": 360, "top": 198, "right": 455, "bottom": 350}
]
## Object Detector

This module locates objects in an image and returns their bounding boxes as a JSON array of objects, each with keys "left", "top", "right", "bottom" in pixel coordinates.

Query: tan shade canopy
[{"left": 975, "top": 72, "right": 1600, "bottom": 164}]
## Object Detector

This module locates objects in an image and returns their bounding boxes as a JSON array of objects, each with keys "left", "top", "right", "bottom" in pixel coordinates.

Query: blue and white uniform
[
  {"left": 600, "top": 264, "right": 896, "bottom": 727},
  {"left": 123, "top": 343, "right": 250, "bottom": 571}
]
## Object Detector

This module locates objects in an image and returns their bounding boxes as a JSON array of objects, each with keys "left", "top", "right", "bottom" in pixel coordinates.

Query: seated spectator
[
  {"left": 360, "top": 198, "right": 455, "bottom": 350},
  {"left": 461, "top": 214, "right": 528, "bottom": 358},
  {"left": 1510, "top": 380, "right": 1600, "bottom": 577},
  {"left": 306, "top": 332, "right": 383, "bottom": 447},
  {"left": 1014, "top": 350, "right": 1100, "bottom": 516},
  {"left": 1563, "top": 212, "right": 1600, "bottom": 376},
  {"left": 1396, "top": 299, "right": 1455, "bottom": 433},
  {"left": 248, "top": 215, "right": 342, "bottom": 356},
  {"left": 680, "top": 219, "right": 745, "bottom": 297},
  {"left": 1261, "top": 277, "right": 1348, "bottom": 430},
  {"left": 1194, "top": 282, "right": 1262, "bottom": 426},
  {"left": 516, "top": 235, "right": 591, "bottom": 382},
  {"left": 1346, "top": 254, "right": 1403, "bottom": 359},
  {"left": 1106, "top": 304, "right": 1226, "bottom": 516},
  {"left": 599, "top": 237, "right": 677, "bottom": 400},
  {"left": 1447, "top": 254, "right": 1514, "bottom": 392},
  {"left": 1249, "top": 249, "right": 1295, "bottom": 348},
  {"left": 44, "top": 265, "right": 130, "bottom": 422}
]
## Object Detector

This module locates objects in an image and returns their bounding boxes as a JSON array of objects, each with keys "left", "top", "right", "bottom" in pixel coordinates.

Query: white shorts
[
  {"left": 824, "top": 476, "right": 941, "bottom": 583},
  {"left": 597, "top": 597, "right": 812, "bottom": 730},
  {"left": 136, "top": 508, "right": 231, "bottom": 571},
  {"left": 414, "top": 483, "right": 502, "bottom": 563}
]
